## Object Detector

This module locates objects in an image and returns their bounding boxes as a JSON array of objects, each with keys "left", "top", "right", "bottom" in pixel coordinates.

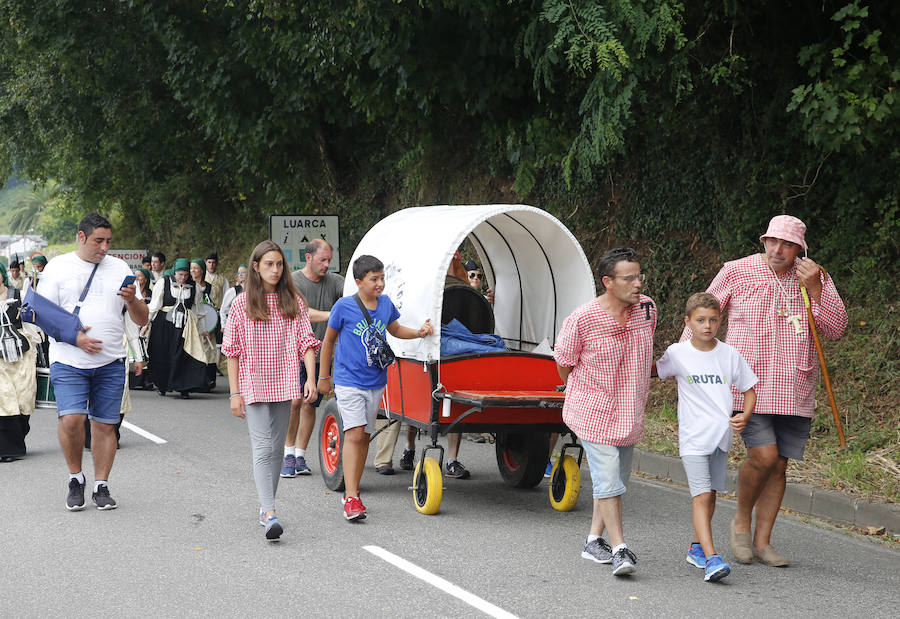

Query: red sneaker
[{"left": 343, "top": 495, "right": 367, "bottom": 521}]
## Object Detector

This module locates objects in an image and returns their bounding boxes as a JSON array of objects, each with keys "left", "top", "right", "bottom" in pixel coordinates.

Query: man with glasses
[{"left": 555, "top": 247, "right": 656, "bottom": 577}]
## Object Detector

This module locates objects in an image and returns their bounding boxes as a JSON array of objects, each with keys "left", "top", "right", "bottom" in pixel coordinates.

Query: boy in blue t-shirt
[
  {"left": 656, "top": 293, "right": 757, "bottom": 583},
  {"left": 317, "top": 254, "right": 433, "bottom": 521}
]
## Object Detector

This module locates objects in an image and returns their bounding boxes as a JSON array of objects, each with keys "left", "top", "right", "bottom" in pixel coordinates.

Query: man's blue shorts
[
  {"left": 299, "top": 362, "right": 324, "bottom": 407},
  {"left": 51, "top": 359, "right": 126, "bottom": 424}
]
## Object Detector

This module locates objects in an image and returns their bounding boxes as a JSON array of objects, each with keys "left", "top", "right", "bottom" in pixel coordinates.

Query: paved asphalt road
[{"left": 2, "top": 383, "right": 897, "bottom": 618}]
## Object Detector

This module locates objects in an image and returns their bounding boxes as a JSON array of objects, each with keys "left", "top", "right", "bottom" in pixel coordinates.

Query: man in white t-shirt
[
  {"left": 38, "top": 213, "right": 149, "bottom": 512},
  {"left": 656, "top": 292, "right": 757, "bottom": 583}
]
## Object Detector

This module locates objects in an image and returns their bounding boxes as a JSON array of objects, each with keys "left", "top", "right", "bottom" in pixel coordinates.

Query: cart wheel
[
  {"left": 549, "top": 455, "right": 581, "bottom": 511},
  {"left": 412, "top": 457, "right": 443, "bottom": 515},
  {"left": 495, "top": 432, "right": 550, "bottom": 489},
  {"left": 317, "top": 399, "right": 345, "bottom": 492}
]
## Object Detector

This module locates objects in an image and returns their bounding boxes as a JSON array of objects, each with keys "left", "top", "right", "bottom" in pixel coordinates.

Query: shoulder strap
[
  {"left": 352, "top": 293, "right": 373, "bottom": 326},
  {"left": 72, "top": 263, "right": 100, "bottom": 317}
]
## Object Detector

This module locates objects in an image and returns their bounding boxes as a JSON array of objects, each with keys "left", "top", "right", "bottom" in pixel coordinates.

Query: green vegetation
[{"left": 0, "top": 1, "right": 896, "bottom": 499}]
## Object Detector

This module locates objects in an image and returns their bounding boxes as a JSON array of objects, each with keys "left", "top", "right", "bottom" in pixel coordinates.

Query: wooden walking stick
[{"left": 800, "top": 279, "right": 846, "bottom": 448}]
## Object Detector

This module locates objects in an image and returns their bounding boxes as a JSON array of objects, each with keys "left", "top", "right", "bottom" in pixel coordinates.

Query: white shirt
[
  {"left": 219, "top": 285, "right": 241, "bottom": 328},
  {"left": 37, "top": 252, "right": 135, "bottom": 369},
  {"left": 147, "top": 277, "right": 202, "bottom": 318},
  {"left": 656, "top": 339, "right": 758, "bottom": 456}
]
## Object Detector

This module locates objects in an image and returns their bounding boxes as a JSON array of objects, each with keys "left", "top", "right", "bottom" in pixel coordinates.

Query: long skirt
[
  {"left": 0, "top": 415, "right": 30, "bottom": 460},
  {"left": 148, "top": 312, "right": 207, "bottom": 394},
  {"left": 0, "top": 346, "right": 37, "bottom": 460}
]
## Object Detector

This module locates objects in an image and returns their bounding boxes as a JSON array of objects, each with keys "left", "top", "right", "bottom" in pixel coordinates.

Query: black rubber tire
[
  {"left": 317, "top": 399, "right": 345, "bottom": 492},
  {"left": 495, "top": 432, "right": 550, "bottom": 488}
]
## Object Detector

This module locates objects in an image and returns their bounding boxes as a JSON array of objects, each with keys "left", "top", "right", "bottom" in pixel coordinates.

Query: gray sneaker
[
  {"left": 446, "top": 460, "right": 471, "bottom": 479},
  {"left": 611, "top": 547, "right": 637, "bottom": 576},
  {"left": 581, "top": 537, "right": 613, "bottom": 564},
  {"left": 66, "top": 478, "right": 86, "bottom": 511},
  {"left": 91, "top": 484, "right": 118, "bottom": 510}
]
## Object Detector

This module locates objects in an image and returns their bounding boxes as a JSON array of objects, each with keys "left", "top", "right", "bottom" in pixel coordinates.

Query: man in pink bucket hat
[{"left": 683, "top": 214, "right": 847, "bottom": 566}]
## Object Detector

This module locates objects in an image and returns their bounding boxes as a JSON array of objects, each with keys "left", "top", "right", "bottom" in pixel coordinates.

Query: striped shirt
[
  {"left": 682, "top": 253, "right": 847, "bottom": 417},
  {"left": 555, "top": 295, "right": 657, "bottom": 446},
  {"left": 222, "top": 292, "right": 320, "bottom": 404}
]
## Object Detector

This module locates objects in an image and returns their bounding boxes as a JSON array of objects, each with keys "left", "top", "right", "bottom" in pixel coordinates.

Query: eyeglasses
[
  {"left": 612, "top": 273, "right": 646, "bottom": 283},
  {"left": 468, "top": 273, "right": 483, "bottom": 280}
]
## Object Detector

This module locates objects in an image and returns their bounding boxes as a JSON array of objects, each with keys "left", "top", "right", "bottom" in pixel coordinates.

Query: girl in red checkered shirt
[{"left": 222, "top": 240, "right": 320, "bottom": 541}]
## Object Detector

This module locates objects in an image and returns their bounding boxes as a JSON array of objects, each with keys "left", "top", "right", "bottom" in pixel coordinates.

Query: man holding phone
[{"left": 37, "top": 213, "right": 148, "bottom": 511}]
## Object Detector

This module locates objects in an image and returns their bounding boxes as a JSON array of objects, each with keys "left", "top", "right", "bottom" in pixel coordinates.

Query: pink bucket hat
[{"left": 760, "top": 215, "right": 807, "bottom": 250}]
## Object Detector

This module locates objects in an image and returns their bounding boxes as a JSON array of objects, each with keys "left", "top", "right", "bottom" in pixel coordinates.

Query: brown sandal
[
  {"left": 753, "top": 544, "right": 790, "bottom": 567},
  {"left": 730, "top": 519, "right": 754, "bottom": 563}
]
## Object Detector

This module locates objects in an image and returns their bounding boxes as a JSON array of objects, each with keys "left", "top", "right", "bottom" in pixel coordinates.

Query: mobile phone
[{"left": 120, "top": 275, "right": 136, "bottom": 289}]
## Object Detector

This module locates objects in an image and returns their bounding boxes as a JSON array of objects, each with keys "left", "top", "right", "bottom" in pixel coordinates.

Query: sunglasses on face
[{"left": 468, "top": 272, "right": 483, "bottom": 280}]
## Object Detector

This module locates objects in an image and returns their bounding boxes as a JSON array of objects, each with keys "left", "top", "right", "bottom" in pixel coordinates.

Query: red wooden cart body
[{"left": 382, "top": 353, "right": 567, "bottom": 432}]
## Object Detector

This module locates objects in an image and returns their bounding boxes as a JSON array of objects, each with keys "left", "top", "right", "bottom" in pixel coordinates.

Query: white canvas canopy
[{"left": 343, "top": 204, "right": 596, "bottom": 362}]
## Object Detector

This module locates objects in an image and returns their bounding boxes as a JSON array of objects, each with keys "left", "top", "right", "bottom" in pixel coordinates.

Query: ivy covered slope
[{"left": 0, "top": 2, "right": 896, "bottom": 496}]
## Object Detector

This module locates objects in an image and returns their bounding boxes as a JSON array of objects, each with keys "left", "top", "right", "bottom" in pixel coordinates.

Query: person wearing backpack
[{"left": 317, "top": 254, "right": 433, "bottom": 521}]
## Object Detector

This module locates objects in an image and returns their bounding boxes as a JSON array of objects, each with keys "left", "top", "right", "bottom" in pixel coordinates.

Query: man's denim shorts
[
  {"left": 583, "top": 441, "right": 634, "bottom": 499},
  {"left": 51, "top": 359, "right": 126, "bottom": 424}
]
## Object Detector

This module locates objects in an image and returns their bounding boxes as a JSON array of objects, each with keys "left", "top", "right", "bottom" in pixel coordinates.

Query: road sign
[
  {"left": 108, "top": 249, "right": 149, "bottom": 270},
  {"left": 269, "top": 214, "right": 340, "bottom": 273}
]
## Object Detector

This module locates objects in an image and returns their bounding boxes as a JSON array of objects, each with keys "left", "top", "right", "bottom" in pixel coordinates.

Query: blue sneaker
[
  {"left": 704, "top": 554, "right": 731, "bottom": 582},
  {"left": 686, "top": 542, "right": 706, "bottom": 568},
  {"left": 280, "top": 454, "right": 296, "bottom": 478},
  {"left": 258, "top": 510, "right": 266, "bottom": 526},
  {"left": 264, "top": 514, "right": 283, "bottom": 540},
  {"left": 544, "top": 460, "right": 553, "bottom": 478},
  {"left": 295, "top": 455, "right": 311, "bottom": 476}
]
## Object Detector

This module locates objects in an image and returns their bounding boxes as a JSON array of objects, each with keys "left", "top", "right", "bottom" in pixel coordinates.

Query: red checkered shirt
[
  {"left": 682, "top": 254, "right": 847, "bottom": 417},
  {"left": 555, "top": 295, "right": 657, "bottom": 446},
  {"left": 221, "top": 293, "right": 321, "bottom": 405}
]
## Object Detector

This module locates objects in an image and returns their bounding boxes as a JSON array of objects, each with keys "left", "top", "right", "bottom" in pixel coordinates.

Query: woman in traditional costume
[
  {"left": 0, "top": 263, "right": 43, "bottom": 461},
  {"left": 130, "top": 267, "right": 154, "bottom": 390},
  {"left": 147, "top": 258, "right": 208, "bottom": 399},
  {"left": 190, "top": 258, "right": 219, "bottom": 391}
]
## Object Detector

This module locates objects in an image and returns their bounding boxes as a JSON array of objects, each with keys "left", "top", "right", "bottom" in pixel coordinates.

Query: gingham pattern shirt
[
  {"left": 682, "top": 254, "right": 847, "bottom": 417},
  {"left": 555, "top": 295, "right": 657, "bottom": 446},
  {"left": 221, "top": 292, "right": 321, "bottom": 405}
]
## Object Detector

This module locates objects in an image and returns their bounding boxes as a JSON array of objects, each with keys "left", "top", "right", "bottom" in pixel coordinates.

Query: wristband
[
  {"left": 230, "top": 393, "right": 242, "bottom": 399},
  {"left": 317, "top": 376, "right": 330, "bottom": 381}
]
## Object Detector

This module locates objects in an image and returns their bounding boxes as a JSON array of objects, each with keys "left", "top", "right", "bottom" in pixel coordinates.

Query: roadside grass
[{"left": 642, "top": 301, "right": 899, "bottom": 504}]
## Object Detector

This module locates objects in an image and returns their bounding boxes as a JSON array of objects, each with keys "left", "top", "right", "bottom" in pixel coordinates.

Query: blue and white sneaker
[
  {"left": 686, "top": 542, "right": 706, "bottom": 568},
  {"left": 704, "top": 554, "right": 731, "bottom": 582},
  {"left": 544, "top": 460, "right": 553, "bottom": 478},
  {"left": 295, "top": 455, "right": 311, "bottom": 476},
  {"left": 264, "top": 514, "right": 283, "bottom": 540},
  {"left": 259, "top": 510, "right": 266, "bottom": 526},
  {"left": 280, "top": 454, "right": 297, "bottom": 478}
]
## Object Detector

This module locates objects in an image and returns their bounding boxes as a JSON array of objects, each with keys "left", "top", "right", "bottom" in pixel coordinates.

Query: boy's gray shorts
[
  {"left": 334, "top": 385, "right": 385, "bottom": 433},
  {"left": 740, "top": 412, "right": 811, "bottom": 461},
  {"left": 681, "top": 449, "right": 728, "bottom": 497}
]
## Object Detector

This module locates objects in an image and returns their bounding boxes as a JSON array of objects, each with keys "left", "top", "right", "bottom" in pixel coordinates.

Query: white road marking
[
  {"left": 363, "top": 545, "right": 519, "bottom": 619},
  {"left": 121, "top": 420, "right": 167, "bottom": 444}
]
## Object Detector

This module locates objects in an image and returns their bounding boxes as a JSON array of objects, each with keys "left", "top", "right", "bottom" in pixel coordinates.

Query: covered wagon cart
[{"left": 317, "top": 204, "right": 596, "bottom": 514}]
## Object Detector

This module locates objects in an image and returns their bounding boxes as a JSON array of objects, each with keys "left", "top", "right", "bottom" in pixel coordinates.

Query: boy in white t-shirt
[{"left": 656, "top": 293, "right": 757, "bottom": 583}]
